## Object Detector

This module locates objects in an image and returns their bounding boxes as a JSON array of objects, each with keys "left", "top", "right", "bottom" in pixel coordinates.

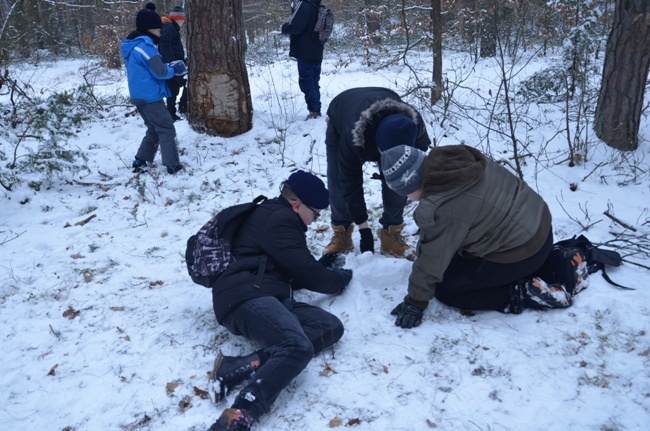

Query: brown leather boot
[
  {"left": 324, "top": 225, "right": 354, "bottom": 254},
  {"left": 377, "top": 224, "right": 415, "bottom": 260}
]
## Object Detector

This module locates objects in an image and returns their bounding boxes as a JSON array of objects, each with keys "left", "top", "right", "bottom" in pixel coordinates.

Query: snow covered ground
[{"left": 1, "top": 52, "right": 649, "bottom": 431}]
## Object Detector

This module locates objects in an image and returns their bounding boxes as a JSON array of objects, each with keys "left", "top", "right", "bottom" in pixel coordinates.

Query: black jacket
[
  {"left": 159, "top": 19, "right": 184, "bottom": 63},
  {"left": 325, "top": 87, "right": 432, "bottom": 225},
  {"left": 211, "top": 197, "right": 347, "bottom": 323},
  {"left": 281, "top": 0, "right": 323, "bottom": 65}
]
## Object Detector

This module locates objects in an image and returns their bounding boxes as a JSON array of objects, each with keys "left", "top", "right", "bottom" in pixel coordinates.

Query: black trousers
[
  {"left": 221, "top": 296, "right": 344, "bottom": 420},
  {"left": 434, "top": 230, "right": 555, "bottom": 311},
  {"left": 325, "top": 123, "right": 407, "bottom": 228},
  {"left": 166, "top": 77, "right": 187, "bottom": 116}
]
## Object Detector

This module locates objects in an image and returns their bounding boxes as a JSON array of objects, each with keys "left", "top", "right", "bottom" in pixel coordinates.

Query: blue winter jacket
[{"left": 120, "top": 31, "right": 174, "bottom": 105}]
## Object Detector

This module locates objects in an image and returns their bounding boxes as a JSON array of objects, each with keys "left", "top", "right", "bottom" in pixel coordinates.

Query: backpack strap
[
  {"left": 217, "top": 195, "right": 268, "bottom": 238},
  {"left": 600, "top": 266, "right": 634, "bottom": 290},
  {"left": 250, "top": 195, "right": 270, "bottom": 288},
  {"left": 253, "top": 256, "right": 267, "bottom": 289},
  {"left": 253, "top": 195, "right": 268, "bottom": 204}
]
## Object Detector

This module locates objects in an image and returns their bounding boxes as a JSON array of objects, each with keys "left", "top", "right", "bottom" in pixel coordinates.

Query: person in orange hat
[{"left": 160, "top": 5, "right": 187, "bottom": 120}]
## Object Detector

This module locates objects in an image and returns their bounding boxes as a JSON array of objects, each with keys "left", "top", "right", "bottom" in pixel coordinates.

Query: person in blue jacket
[
  {"left": 120, "top": 2, "right": 187, "bottom": 175},
  {"left": 281, "top": 0, "right": 324, "bottom": 119}
]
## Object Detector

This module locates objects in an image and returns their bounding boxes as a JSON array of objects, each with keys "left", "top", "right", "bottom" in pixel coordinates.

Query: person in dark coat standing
[
  {"left": 324, "top": 86, "right": 431, "bottom": 259},
  {"left": 159, "top": 5, "right": 187, "bottom": 120},
  {"left": 120, "top": 2, "right": 187, "bottom": 175},
  {"left": 281, "top": 0, "right": 324, "bottom": 119},
  {"left": 207, "top": 170, "right": 353, "bottom": 431},
  {"left": 380, "top": 145, "right": 589, "bottom": 329}
]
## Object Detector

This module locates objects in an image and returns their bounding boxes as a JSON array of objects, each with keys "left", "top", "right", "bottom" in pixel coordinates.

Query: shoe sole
[
  {"left": 527, "top": 278, "right": 572, "bottom": 309},
  {"left": 211, "top": 354, "right": 227, "bottom": 403},
  {"left": 569, "top": 251, "right": 589, "bottom": 295},
  {"left": 324, "top": 244, "right": 353, "bottom": 254},
  {"left": 379, "top": 249, "right": 416, "bottom": 261}
]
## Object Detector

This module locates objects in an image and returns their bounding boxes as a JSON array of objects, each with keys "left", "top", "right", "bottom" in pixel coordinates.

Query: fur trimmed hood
[{"left": 351, "top": 98, "right": 421, "bottom": 149}]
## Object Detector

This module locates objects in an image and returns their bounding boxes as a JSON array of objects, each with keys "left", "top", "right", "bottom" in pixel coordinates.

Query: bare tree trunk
[
  {"left": 0, "top": 0, "right": 22, "bottom": 46},
  {"left": 431, "top": 0, "right": 442, "bottom": 104},
  {"left": 364, "top": 0, "right": 382, "bottom": 44},
  {"left": 479, "top": 0, "right": 497, "bottom": 58},
  {"left": 187, "top": 0, "right": 253, "bottom": 137},
  {"left": 594, "top": 0, "right": 650, "bottom": 151}
]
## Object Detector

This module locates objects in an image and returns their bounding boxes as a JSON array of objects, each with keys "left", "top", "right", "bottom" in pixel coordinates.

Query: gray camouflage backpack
[
  {"left": 185, "top": 195, "right": 267, "bottom": 287},
  {"left": 307, "top": 1, "right": 334, "bottom": 44}
]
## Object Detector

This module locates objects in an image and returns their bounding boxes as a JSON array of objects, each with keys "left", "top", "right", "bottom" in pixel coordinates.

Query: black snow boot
[{"left": 212, "top": 351, "right": 262, "bottom": 402}]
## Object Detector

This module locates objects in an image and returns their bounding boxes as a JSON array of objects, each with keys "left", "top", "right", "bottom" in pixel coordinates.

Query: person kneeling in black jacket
[{"left": 207, "top": 170, "right": 353, "bottom": 431}]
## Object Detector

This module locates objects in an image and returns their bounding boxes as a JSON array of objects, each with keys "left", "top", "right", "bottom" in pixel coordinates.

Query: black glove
[
  {"left": 334, "top": 268, "right": 353, "bottom": 292},
  {"left": 318, "top": 252, "right": 346, "bottom": 269},
  {"left": 359, "top": 228, "right": 374, "bottom": 253},
  {"left": 391, "top": 301, "right": 424, "bottom": 329}
]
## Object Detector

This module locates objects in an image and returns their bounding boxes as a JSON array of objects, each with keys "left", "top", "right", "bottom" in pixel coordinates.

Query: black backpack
[
  {"left": 185, "top": 195, "right": 267, "bottom": 287},
  {"left": 554, "top": 234, "right": 631, "bottom": 290}
]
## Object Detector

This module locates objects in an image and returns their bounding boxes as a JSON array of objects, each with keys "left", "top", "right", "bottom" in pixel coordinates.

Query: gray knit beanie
[{"left": 381, "top": 145, "right": 426, "bottom": 196}]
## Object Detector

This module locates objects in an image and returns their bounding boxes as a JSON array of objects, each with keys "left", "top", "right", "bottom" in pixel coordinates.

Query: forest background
[{"left": 1, "top": 1, "right": 650, "bottom": 431}]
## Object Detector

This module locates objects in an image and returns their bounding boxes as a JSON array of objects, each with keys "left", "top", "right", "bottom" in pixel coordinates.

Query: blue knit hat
[
  {"left": 375, "top": 114, "right": 418, "bottom": 152},
  {"left": 284, "top": 170, "right": 329, "bottom": 210},
  {"left": 136, "top": 3, "right": 162, "bottom": 31}
]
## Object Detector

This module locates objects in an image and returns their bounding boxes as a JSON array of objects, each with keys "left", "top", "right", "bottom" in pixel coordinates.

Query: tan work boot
[
  {"left": 377, "top": 224, "right": 415, "bottom": 260},
  {"left": 324, "top": 225, "right": 354, "bottom": 254}
]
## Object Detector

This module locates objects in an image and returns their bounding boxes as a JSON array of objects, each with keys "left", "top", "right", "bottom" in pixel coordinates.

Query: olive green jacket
[{"left": 407, "top": 145, "right": 551, "bottom": 304}]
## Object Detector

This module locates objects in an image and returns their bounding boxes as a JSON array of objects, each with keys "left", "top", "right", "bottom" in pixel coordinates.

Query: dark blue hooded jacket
[
  {"left": 281, "top": 0, "right": 324, "bottom": 65},
  {"left": 211, "top": 197, "right": 347, "bottom": 323}
]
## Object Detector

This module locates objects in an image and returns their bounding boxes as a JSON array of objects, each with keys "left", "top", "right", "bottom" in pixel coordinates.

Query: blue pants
[
  {"left": 325, "top": 123, "right": 407, "bottom": 228},
  {"left": 134, "top": 100, "right": 180, "bottom": 167},
  {"left": 221, "top": 296, "right": 344, "bottom": 420},
  {"left": 297, "top": 59, "right": 321, "bottom": 114}
]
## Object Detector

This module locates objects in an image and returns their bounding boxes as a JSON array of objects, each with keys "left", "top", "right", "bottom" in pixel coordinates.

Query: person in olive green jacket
[{"left": 380, "top": 145, "right": 589, "bottom": 328}]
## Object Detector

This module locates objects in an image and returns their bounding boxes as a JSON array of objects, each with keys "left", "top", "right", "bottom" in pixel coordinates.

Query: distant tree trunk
[
  {"left": 480, "top": 0, "right": 497, "bottom": 58},
  {"left": 187, "top": 0, "right": 253, "bottom": 136},
  {"left": 365, "top": 0, "right": 382, "bottom": 44},
  {"left": 431, "top": 0, "right": 442, "bottom": 104},
  {"left": 594, "top": 0, "right": 650, "bottom": 151}
]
